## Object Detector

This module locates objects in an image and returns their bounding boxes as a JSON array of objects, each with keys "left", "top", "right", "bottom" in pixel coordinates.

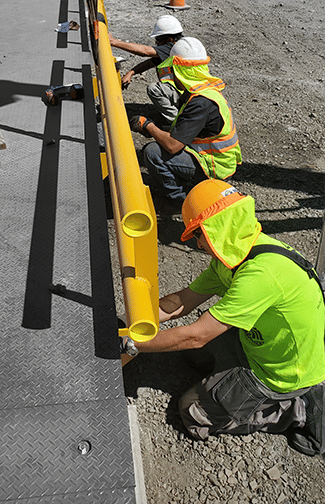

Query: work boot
[{"left": 285, "top": 382, "right": 325, "bottom": 456}]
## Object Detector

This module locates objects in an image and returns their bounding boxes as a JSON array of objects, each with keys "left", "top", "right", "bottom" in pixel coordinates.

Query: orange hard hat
[{"left": 181, "top": 179, "right": 244, "bottom": 241}]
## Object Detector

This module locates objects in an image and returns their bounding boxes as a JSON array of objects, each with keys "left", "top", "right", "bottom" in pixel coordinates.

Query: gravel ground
[{"left": 103, "top": 0, "right": 325, "bottom": 502}]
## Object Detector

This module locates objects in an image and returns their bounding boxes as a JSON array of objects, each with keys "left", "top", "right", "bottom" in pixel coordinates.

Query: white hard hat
[
  {"left": 150, "top": 15, "right": 183, "bottom": 38},
  {"left": 170, "top": 37, "right": 207, "bottom": 60}
]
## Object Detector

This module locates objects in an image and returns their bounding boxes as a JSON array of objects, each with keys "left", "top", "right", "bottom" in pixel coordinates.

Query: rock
[
  {"left": 249, "top": 479, "right": 258, "bottom": 491},
  {"left": 218, "top": 471, "right": 227, "bottom": 483},
  {"left": 277, "top": 492, "right": 288, "bottom": 503},
  {"left": 208, "top": 473, "right": 219, "bottom": 486},
  {"left": 266, "top": 465, "right": 282, "bottom": 480},
  {"left": 237, "top": 459, "right": 246, "bottom": 471},
  {"left": 255, "top": 446, "right": 262, "bottom": 457}
]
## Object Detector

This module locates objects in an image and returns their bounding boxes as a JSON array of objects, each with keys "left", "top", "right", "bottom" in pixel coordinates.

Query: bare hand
[
  {"left": 121, "top": 72, "right": 133, "bottom": 89},
  {"left": 159, "top": 293, "right": 184, "bottom": 321}
]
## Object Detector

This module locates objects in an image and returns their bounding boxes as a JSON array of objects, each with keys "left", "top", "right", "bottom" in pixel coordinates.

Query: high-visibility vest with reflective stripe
[
  {"left": 157, "top": 64, "right": 173, "bottom": 82},
  {"left": 157, "top": 63, "right": 180, "bottom": 91},
  {"left": 172, "top": 83, "right": 242, "bottom": 180}
]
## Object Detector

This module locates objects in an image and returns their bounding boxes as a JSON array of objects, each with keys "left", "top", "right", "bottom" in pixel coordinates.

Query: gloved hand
[
  {"left": 119, "top": 336, "right": 139, "bottom": 356},
  {"left": 130, "top": 115, "right": 154, "bottom": 137}
]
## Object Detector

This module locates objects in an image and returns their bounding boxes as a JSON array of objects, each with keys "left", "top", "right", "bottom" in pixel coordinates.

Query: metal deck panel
[
  {"left": 0, "top": 0, "right": 137, "bottom": 501},
  {"left": 0, "top": 489, "right": 136, "bottom": 504},
  {"left": 0, "top": 19, "right": 123, "bottom": 409},
  {"left": 0, "top": 400, "right": 134, "bottom": 500}
]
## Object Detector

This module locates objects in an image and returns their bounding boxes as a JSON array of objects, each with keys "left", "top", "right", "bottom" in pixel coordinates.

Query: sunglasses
[{"left": 192, "top": 228, "right": 202, "bottom": 239}]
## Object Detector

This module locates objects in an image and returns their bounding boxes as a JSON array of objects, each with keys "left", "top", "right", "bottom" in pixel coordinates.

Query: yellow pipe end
[
  {"left": 122, "top": 210, "right": 153, "bottom": 237},
  {"left": 129, "top": 320, "right": 158, "bottom": 342},
  {"left": 119, "top": 321, "right": 158, "bottom": 342}
]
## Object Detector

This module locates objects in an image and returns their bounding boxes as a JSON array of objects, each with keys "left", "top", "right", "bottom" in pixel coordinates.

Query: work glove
[{"left": 130, "top": 115, "right": 154, "bottom": 138}]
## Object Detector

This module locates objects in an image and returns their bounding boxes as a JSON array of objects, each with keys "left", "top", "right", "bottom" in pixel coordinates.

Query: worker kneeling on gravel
[
  {"left": 108, "top": 15, "right": 183, "bottom": 124},
  {"left": 130, "top": 38, "right": 242, "bottom": 214},
  {"left": 121, "top": 179, "right": 325, "bottom": 457}
]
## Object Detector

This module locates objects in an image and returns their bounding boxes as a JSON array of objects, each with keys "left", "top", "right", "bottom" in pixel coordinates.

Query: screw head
[{"left": 77, "top": 440, "right": 91, "bottom": 455}]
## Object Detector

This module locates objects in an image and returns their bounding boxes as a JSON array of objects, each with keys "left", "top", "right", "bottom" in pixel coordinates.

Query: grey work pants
[
  {"left": 147, "top": 81, "right": 181, "bottom": 124},
  {"left": 179, "top": 328, "right": 309, "bottom": 441}
]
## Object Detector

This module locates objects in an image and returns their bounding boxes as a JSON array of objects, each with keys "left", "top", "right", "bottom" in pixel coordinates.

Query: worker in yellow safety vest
[
  {"left": 120, "top": 179, "right": 325, "bottom": 457},
  {"left": 130, "top": 37, "right": 242, "bottom": 214},
  {"left": 108, "top": 15, "right": 184, "bottom": 124}
]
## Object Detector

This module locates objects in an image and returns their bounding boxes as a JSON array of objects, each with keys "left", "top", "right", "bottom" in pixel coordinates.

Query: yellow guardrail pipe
[
  {"left": 97, "top": 1, "right": 153, "bottom": 238},
  {"left": 94, "top": 0, "right": 159, "bottom": 342}
]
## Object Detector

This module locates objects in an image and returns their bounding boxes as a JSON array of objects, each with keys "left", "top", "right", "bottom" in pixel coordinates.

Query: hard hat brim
[{"left": 181, "top": 192, "right": 245, "bottom": 242}]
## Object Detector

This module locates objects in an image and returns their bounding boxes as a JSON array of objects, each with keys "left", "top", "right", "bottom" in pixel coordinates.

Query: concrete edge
[{"left": 127, "top": 404, "right": 148, "bottom": 504}]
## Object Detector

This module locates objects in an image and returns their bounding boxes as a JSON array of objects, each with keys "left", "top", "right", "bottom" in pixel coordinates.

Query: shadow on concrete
[
  {"left": 22, "top": 60, "right": 64, "bottom": 331},
  {"left": 0, "top": 80, "right": 50, "bottom": 108},
  {"left": 21, "top": 61, "right": 119, "bottom": 359},
  {"left": 57, "top": 0, "right": 89, "bottom": 52}
]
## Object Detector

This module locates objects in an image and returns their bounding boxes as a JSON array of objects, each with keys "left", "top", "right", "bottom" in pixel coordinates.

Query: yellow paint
[
  {"left": 118, "top": 328, "right": 129, "bottom": 337},
  {"left": 94, "top": 1, "right": 159, "bottom": 348},
  {"left": 92, "top": 76, "right": 98, "bottom": 99},
  {"left": 100, "top": 151, "right": 108, "bottom": 180},
  {"left": 96, "top": 8, "right": 153, "bottom": 237}
]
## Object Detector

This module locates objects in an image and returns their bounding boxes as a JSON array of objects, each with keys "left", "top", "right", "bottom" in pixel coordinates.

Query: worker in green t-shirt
[{"left": 121, "top": 179, "right": 325, "bottom": 456}]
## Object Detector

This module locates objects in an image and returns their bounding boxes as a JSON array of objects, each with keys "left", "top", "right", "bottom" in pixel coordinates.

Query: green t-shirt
[{"left": 189, "top": 235, "right": 325, "bottom": 392}]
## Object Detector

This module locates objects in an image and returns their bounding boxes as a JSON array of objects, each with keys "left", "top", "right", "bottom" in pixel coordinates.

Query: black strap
[
  {"left": 232, "top": 244, "right": 325, "bottom": 301},
  {"left": 97, "top": 12, "right": 106, "bottom": 24}
]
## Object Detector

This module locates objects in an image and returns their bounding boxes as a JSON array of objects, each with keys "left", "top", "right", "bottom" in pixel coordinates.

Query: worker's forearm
[
  {"left": 135, "top": 325, "right": 202, "bottom": 353},
  {"left": 159, "top": 288, "right": 213, "bottom": 322},
  {"left": 109, "top": 38, "right": 157, "bottom": 57},
  {"left": 136, "top": 310, "right": 232, "bottom": 354},
  {"left": 129, "top": 59, "right": 156, "bottom": 75},
  {"left": 145, "top": 123, "right": 185, "bottom": 154}
]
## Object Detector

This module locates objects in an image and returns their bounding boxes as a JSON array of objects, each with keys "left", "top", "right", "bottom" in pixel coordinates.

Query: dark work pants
[{"left": 179, "top": 328, "right": 311, "bottom": 441}]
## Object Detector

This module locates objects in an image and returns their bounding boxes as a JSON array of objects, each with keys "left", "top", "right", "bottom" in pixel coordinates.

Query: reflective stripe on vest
[
  {"left": 182, "top": 86, "right": 238, "bottom": 154},
  {"left": 190, "top": 80, "right": 225, "bottom": 93},
  {"left": 191, "top": 126, "right": 239, "bottom": 154},
  {"left": 157, "top": 65, "right": 173, "bottom": 82}
]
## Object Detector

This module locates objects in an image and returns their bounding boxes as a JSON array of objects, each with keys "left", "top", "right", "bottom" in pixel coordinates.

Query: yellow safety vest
[{"left": 171, "top": 82, "right": 242, "bottom": 180}]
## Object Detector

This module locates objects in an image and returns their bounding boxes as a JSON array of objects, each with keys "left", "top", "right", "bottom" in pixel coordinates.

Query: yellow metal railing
[{"left": 88, "top": 0, "right": 159, "bottom": 344}]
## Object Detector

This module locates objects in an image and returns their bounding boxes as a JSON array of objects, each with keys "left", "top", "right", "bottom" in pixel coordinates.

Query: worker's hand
[
  {"left": 130, "top": 115, "right": 154, "bottom": 137},
  {"left": 121, "top": 71, "right": 133, "bottom": 89},
  {"left": 159, "top": 293, "right": 184, "bottom": 322},
  {"left": 108, "top": 31, "right": 115, "bottom": 44}
]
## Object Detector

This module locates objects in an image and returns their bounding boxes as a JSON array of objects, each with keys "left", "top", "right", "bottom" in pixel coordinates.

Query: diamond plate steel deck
[
  {"left": 0, "top": 400, "right": 134, "bottom": 500},
  {"left": 0, "top": 0, "right": 138, "bottom": 501}
]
